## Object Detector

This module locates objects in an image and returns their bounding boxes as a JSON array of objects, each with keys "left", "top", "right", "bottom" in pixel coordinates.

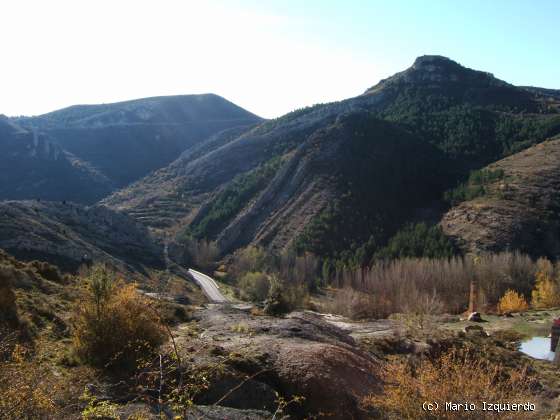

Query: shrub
[
  {"left": 401, "top": 288, "right": 445, "bottom": 331},
  {"left": 0, "top": 341, "right": 58, "bottom": 419},
  {"left": 264, "top": 277, "right": 307, "bottom": 316},
  {"left": 29, "top": 260, "right": 66, "bottom": 284},
  {"left": 324, "top": 287, "right": 389, "bottom": 320},
  {"left": 363, "top": 347, "right": 536, "bottom": 419},
  {"left": 238, "top": 271, "right": 271, "bottom": 302},
  {"left": 229, "top": 246, "right": 268, "bottom": 279},
  {"left": 71, "top": 264, "right": 166, "bottom": 372},
  {"left": 531, "top": 268, "right": 560, "bottom": 309},
  {"left": 0, "top": 266, "right": 19, "bottom": 328},
  {"left": 498, "top": 289, "right": 529, "bottom": 314}
]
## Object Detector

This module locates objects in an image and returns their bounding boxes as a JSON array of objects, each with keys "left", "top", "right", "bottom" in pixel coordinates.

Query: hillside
[
  {"left": 442, "top": 137, "right": 560, "bottom": 257},
  {"left": 0, "top": 200, "right": 164, "bottom": 272},
  {"left": 7, "top": 95, "right": 261, "bottom": 202},
  {"left": 0, "top": 117, "right": 113, "bottom": 203},
  {"left": 104, "top": 56, "right": 560, "bottom": 261}
]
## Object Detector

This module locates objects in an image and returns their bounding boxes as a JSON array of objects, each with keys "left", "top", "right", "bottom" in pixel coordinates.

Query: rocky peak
[
  {"left": 365, "top": 55, "right": 507, "bottom": 94},
  {"left": 412, "top": 54, "right": 461, "bottom": 71}
]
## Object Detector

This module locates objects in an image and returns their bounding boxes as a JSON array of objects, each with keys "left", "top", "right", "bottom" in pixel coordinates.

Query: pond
[{"left": 519, "top": 336, "right": 555, "bottom": 361}]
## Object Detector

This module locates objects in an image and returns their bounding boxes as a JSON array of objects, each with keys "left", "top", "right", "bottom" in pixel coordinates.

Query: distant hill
[
  {"left": 0, "top": 116, "right": 113, "bottom": 203},
  {"left": 442, "top": 136, "right": 560, "bottom": 257},
  {"left": 0, "top": 200, "right": 164, "bottom": 272},
  {"left": 104, "top": 56, "right": 560, "bottom": 262},
  {"left": 6, "top": 94, "right": 261, "bottom": 202}
]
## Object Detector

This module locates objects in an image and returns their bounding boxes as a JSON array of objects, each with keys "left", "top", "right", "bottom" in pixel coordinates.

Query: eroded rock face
[{"left": 181, "top": 307, "right": 380, "bottom": 419}]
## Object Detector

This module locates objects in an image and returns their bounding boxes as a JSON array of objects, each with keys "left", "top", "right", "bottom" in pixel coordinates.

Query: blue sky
[{"left": 1, "top": 0, "right": 558, "bottom": 118}]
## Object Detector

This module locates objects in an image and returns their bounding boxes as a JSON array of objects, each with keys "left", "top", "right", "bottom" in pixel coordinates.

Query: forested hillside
[{"left": 105, "top": 56, "right": 560, "bottom": 264}]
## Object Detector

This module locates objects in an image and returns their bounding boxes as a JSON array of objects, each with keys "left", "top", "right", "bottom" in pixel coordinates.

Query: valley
[{"left": 3, "top": 55, "right": 560, "bottom": 419}]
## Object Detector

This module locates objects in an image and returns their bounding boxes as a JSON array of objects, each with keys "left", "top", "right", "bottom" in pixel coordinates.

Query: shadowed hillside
[
  {"left": 0, "top": 200, "right": 164, "bottom": 272},
  {"left": 0, "top": 116, "right": 113, "bottom": 203},
  {"left": 6, "top": 95, "right": 261, "bottom": 202}
]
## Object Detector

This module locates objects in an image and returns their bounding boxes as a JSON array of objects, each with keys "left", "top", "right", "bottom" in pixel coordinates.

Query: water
[{"left": 519, "top": 336, "right": 555, "bottom": 361}]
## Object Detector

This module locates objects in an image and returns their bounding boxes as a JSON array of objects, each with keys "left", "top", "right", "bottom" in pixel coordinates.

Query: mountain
[
  {"left": 6, "top": 95, "right": 261, "bottom": 203},
  {"left": 100, "top": 56, "right": 560, "bottom": 261},
  {"left": 442, "top": 136, "right": 560, "bottom": 257},
  {"left": 0, "top": 116, "right": 114, "bottom": 203},
  {"left": 0, "top": 200, "right": 164, "bottom": 272}
]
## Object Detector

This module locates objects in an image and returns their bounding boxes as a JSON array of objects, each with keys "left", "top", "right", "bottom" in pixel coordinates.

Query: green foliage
[
  {"left": 189, "top": 157, "right": 282, "bottom": 239},
  {"left": 295, "top": 114, "right": 445, "bottom": 262},
  {"left": 264, "top": 277, "right": 307, "bottom": 316},
  {"left": 444, "top": 168, "right": 505, "bottom": 205},
  {"left": 382, "top": 93, "right": 560, "bottom": 164},
  {"left": 374, "top": 223, "right": 458, "bottom": 260},
  {"left": 237, "top": 271, "right": 271, "bottom": 302}
]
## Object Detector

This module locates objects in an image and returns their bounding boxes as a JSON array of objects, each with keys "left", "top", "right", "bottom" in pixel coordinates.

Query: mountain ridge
[
  {"left": 103, "top": 56, "right": 560, "bottom": 261},
  {"left": 2, "top": 94, "right": 261, "bottom": 203}
]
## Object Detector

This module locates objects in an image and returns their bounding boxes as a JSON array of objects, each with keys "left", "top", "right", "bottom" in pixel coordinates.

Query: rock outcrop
[{"left": 181, "top": 306, "right": 380, "bottom": 419}]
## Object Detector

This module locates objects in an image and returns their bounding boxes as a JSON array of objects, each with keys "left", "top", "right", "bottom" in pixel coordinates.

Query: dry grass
[{"left": 363, "top": 347, "right": 537, "bottom": 419}]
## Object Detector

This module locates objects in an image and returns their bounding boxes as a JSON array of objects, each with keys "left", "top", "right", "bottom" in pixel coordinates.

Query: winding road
[
  {"left": 188, "top": 268, "right": 228, "bottom": 303},
  {"left": 163, "top": 241, "right": 227, "bottom": 303}
]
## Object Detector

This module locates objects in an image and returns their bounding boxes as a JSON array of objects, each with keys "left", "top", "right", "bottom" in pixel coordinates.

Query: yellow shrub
[
  {"left": 0, "top": 343, "right": 58, "bottom": 419},
  {"left": 531, "top": 269, "right": 560, "bottom": 309},
  {"left": 363, "top": 348, "right": 536, "bottom": 419},
  {"left": 72, "top": 264, "right": 166, "bottom": 372},
  {"left": 498, "top": 289, "right": 529, "bottom": 314}
]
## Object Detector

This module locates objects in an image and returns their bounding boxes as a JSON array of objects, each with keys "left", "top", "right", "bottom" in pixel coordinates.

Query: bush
[
  {"left": 264, "top": 277, "right": 307, "bottom": 316},
  {"left": 0, "top": 266, "right": 19, "bottom": 328},
  {"left": 363, "top": 347, "right": 536, "bottom": 419},
  {"left": 229, "top": 246, "right": 268, "bottom": 279},
  {"left": 29, "top": 260, "right": 66, "bottom": 284},
  {"left": 0, "top": 341, "right": 58, "bottom": 419},
  {"left": 498, "top": 289, "right": 529, "bottom": 314},
  {"left": 326, "top": 287, "right": 386, "bottom": 320},
  {"left": 531, "top": 268, "right": 560, "bottom": 309},
  {"left": 238, "top": 271, "right": 271, "bottom": 302},
  {"left": 71, "top": 264, "right": 166, "bottom": 372}
]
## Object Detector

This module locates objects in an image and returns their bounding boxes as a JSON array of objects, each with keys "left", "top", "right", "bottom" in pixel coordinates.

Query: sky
[{"left": 1, "top": 0, "right": 558, "bottom": 119}]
